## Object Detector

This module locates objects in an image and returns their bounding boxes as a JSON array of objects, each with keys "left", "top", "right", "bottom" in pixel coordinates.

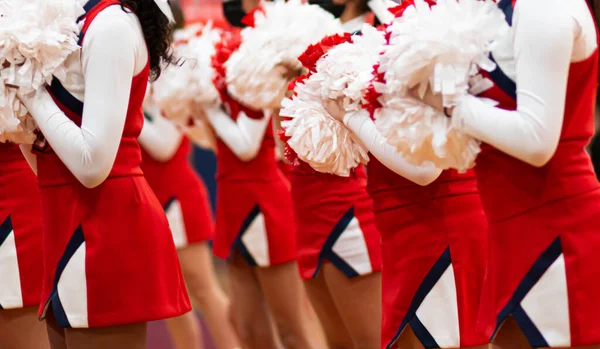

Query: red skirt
[
  {"left": 290, "top": 167, "right": 382, "bottom": 280},
  {"left": 37, "top": 176, "right": 191, "bottom": 328},
  {"left": 149, "top": 170, "right": 214, "bottom": 249},
  {"left": 213, "top": 172, "right": 296, "bottom": 267},
  {"left": 0, "top": 163, "right": 43, "bottom": 309},
  {"left": 478, "top": 187, "right": 600, "bottom": 347},
  {"left": 374, "top": 193, "right": 488, "bottom": 349}
]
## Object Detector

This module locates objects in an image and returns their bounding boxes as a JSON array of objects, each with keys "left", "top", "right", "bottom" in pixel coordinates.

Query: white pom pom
[
  {"left": 375, "top": 0, "right": 508, "bottom": 171},
  {"left": 225, "top": 0, "right": 342, "bottom": 110},
  {"left": 152, "top": 22, "right": 222, "bottom": 123},
  {"left": 0, "top": 0, "right": 82, "bottom": 144},
  {"left": 281, "top": 78, "right": 369, "bottom": 177}
]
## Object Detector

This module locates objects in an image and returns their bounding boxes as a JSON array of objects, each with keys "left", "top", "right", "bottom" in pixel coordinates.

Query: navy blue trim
[
  {"left": 77, "top": 0, "right": 103, "bottom": 44},
  {"left": 0, "top": 303, "right": 3, "bottom": 310},
  {"left": 386, "top": 248, "right": 452, "bottom": 349},
  {"left": 163, "top": 196, "right": 177, "bottom": 211},
  {"left": 487, "top": 54, "right": 517, "bottom": 101},
  {"left": 312, "top": 207, "right": 359, "bottom": 279},
  {"left": 409, "top": 316, "right": 439, "bottom": 349},
  {"left": 512, "top": 305, "right": 549, "bottom": 347},
  {"left": 497, "top": 0, "right": 514, "bottom": 26},
  {"left": 44, "top": 226, "right": 86, "bottom": 328},
  {"left": 490, "top": 237, "right": 562, "bottom": 343},
  {"left": 48, "top": 77, "right": 84, "bottom": 116},
  {"left": 232, "top": 205, "right": 261, "bottom": 267},
  {"left": 0, "top": 216, "right": 13, "bottom": 247}
]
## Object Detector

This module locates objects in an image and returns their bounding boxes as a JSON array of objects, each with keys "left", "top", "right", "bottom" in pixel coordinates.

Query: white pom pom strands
[
  {"left": 225, "top": 0, "right": 342, "bottom": 111},
  {"left": 375, "top": 0, "right": 509, "bottom": 172},
  {"left": 152, "top": 22, "right": 222, "bottom": 125},
  {"left": 0, "top": 0, "right": 82, "bottom": 144}
]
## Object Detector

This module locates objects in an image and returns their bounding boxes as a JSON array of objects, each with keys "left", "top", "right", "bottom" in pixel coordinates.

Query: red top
[
  {"left": 38, "top": 0, "right": 147, "bottom": 187},
  {"left": 474, "top": 0, "right": 600, "bottom": 222},
  {"left": 367, "top": 156, "right": 479, "bottom": 213}
]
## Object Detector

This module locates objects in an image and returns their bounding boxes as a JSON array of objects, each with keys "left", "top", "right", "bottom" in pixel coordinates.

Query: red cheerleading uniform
[
  {"left": 211, "top": 118, "right": 297, "bottom": 267},
  {"left": 290, "top": 162, "right": 382, "bottom": 280},
  {"left": 472, "top": 0, "right": 600, "bottom": 346},
  {"left": 35, "top": 0, "right": 191, "bottom": 328},
  {"left": 368, "top": 158, "right": 488, "bottom": 349},
  {"left": 0, "top": 143, "right": 43, "bottom": 310},
  {"left": 141, "top": 137, "right": 214, "bottom": 249}
]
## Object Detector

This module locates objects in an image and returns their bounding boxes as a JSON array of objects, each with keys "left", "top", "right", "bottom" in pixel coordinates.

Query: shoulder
[{"left": 84, "top": 5, "right": 144, "bottom": 47}]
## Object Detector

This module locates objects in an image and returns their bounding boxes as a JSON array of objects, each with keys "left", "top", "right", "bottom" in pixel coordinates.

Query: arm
[
  {"left": 19, "top": 144, "right": 37, "bottom": 174},
  {"left": 452, "top": 0, "right": 576, "bottom": 167},
  {"left": 18, "top": 11, "right": 143, "bottom": 188},
  {"left": 344, "top": 110, "right": 442, "bottom": 185},
  {"left": 138, "top": 104, "right": 183, "bottom": 162},
  {"left": 204, "top": 106, "right": 270, "bottom": 161}
]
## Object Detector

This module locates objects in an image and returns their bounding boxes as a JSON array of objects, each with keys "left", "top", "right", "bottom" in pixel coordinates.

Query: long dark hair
[{"left": 120, "top": 0, "right": 176, "bottom": 81}]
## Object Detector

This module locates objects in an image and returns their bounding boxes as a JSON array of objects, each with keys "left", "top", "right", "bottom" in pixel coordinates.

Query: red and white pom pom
[
  {"left": 152, "top": 22, "right": 222, "bottom": 124},
  {"left": 0, "top": 0, "right": 82, "bottom": 144},
  {"left": 374, "top": 0, "right": 508, "bottom": 172},
  {"left": 280, "top": 30, "right": 382, "bottom": 177},
  {"left": 225, "top": 0, "right": 342, "bottom": 110}
]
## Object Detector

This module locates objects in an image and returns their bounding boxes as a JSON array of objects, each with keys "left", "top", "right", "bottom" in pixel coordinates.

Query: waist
[
  {"left": 0, "top": 142, "right": 27, "bottom": 164},
  {"left": 475, "top": 141, "right": 600, "bottom": 222},
  {"left": 216, "top": 147, "right": 280, "bottom": 181},
  {"left": 37, "top": 138, "right": 143, "bottom": 186},
  {"left": 291, "top": 163, "right": 367, "bottom": 182}
]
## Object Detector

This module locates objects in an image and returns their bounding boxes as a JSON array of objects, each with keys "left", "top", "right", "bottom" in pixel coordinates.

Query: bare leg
[
  {"left": 491, "top": 317, "right": 531, "bottom": 349},
  {"left": 175, "top": 242, "right": 241, "bottom": 349},
  {"left": 395, "top": 326, "right": 425, "bottom": 349},
  {"left": 228, "top": 251, "right": 281, "bottom": 349},
  {"left": 165, "top": 311, "right": 203, "bottom": 349},
  {"left": 322, "top": 265, "right": 381, "bottom": 349},
  {"left": 45, "top": 308, "right": 67, "bottom": 349},
  {"left": 65, "top": 322, "right": 146, "bottom": 349},
  {"left": 0, "top": 307, "right": 51, "bottom": 349},
  {"left": 255, "top": 261, "right": 320, "bottom": 349},
  {"left": 304, "top": 270, "right": 354, "bottom": 349}
]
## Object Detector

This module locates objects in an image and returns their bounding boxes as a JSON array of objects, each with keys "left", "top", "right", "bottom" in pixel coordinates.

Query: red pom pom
[
  {"left": 297, "top": 33, "right": 353, "bottom": 72},
  {"left": 388, "top": 0, "right": 436, "bottom": 18},
  {"left": 362, "top": 63, "right": 386, "bottom": 120},
  {"left": 241, "top": 6, "right": 266, "bottom": 27}
]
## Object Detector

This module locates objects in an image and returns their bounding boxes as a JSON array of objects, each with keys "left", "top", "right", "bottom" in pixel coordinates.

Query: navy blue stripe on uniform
[
  {"left": 48, "top": 78, "right": 84, "bottom": 116},
  {"left": 77, "top": 0, "right": 103, "bottom": 44},
  {"left": 490, "top": 237, "right": 562, "bottom": 343},
  {"left": 312, "top": 206, "right": 359, "bottom": 279},
  {"left": 0, "top": 216, "right": 13, "bottom": 247},
  {"left": 410, "top": 316, "right": 439, "bottom": 349},
  {"left": 232, "top": 204, "right": 261, "bottom": 267},
  {"left": 512, "top": 305, "right": 549, "bottom": 347},
  {"left": 386, "top": 248, "right": 452, "bottom": 349},
  {"left": 163, "top": 196, "right": 176, "bottom": 211},
  {"left": 44, "top": 226, "right": 86, "bottom": 328},
  {"left": 497, "top": 0, "right": 514, "bottom": 26}
]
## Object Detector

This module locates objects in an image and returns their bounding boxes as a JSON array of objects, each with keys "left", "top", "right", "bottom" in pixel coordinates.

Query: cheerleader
[
  {"left": 0, "top": 143, "right": 49, "bottom": 349},
  {"left": 417, "top": 0, "right": 600, "bottom": 347},
  {"left": 17, "top": 0, "right": 191, "bottom": 348},
  {"left": 277, "top": 5, "right": 385, "bottom": 349},
  {"left": 323, "top": 24, "right": 489, "bottom": 347}
]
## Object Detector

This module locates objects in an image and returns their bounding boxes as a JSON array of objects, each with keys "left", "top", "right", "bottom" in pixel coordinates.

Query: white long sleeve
[
  {"left": 18, "top": 7, "right": 148, "bottom": 188},
  {"left": 453, "top": 0, "right": 596, "bottom": 167},
  {"left": 205, "top": 106, "right": 270, "bottom": 161},
  {"left": 138, "top": 102, "right": 183, "bottom": 162},
  {"left": 344, "top": 110, "right": 442, "bottom": 185}
]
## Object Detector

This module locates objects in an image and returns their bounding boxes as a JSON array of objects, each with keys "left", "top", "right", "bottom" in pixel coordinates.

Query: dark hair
[{"left": 121, "top": 0, "right": 176, "bottom": 81}]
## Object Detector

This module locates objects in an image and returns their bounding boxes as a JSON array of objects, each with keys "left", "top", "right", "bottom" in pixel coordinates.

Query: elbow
[
  {"left": 76, "top": 167, "right": 111, "bottom": 189},
  {"left": 152, "top": 147, "right": 178, "bottom": 163},
  {"left": 522, "top": 146, "right": 556, "bottom": 168},
  {"left": 412, "top": 169, "right": 443, "bottom": 186},
  {"left": 237, "top": 149, "right": 260, "bottom": 162}
]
